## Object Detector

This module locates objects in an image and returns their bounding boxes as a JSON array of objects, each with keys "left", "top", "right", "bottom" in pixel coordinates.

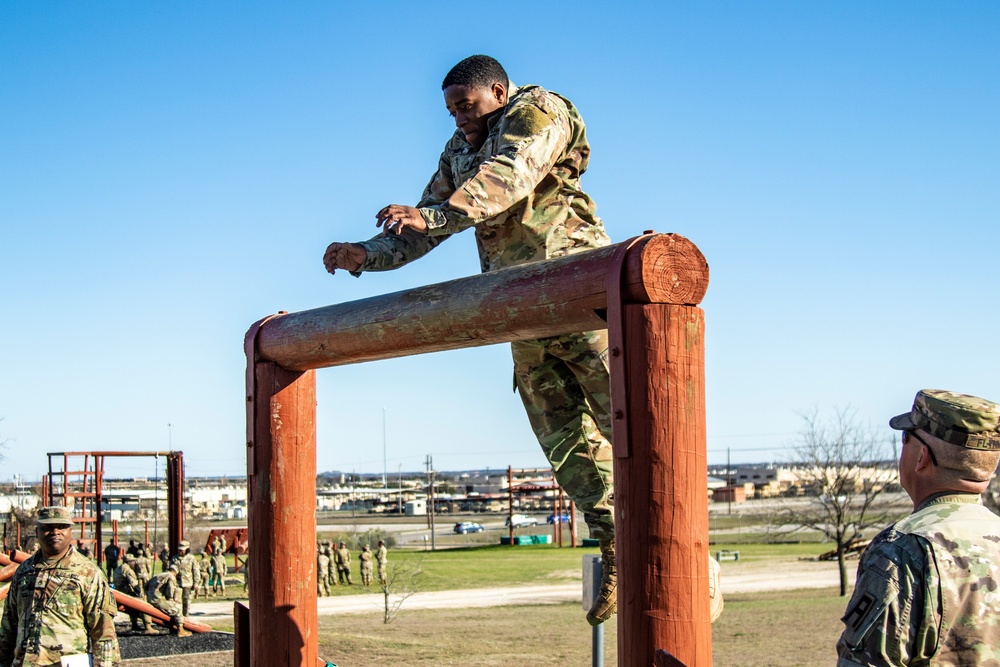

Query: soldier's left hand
[{"left": 376, "top": 204, "right": 427, "bottom": 236}]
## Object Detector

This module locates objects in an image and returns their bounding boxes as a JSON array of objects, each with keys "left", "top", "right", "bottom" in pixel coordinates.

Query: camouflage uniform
[
  {"left": 135, "top": 550, "right": 152, "bottom": 600},
  {"left": 375, "top": 543, "right": 388, "bottom": 587},
  {"left": 352, "top": 83, "right": 614, "bottom": 542},
  {"left": 359, "top": 546, "right": 373, "bottom": 586},
  {"left": 210, "top": 553, "right": 227, "bottom": 595},
  {"left": 838, "top": 389, "right": 1000, "bottom": 666},
  {"left": 334, "top": 545, "right": 352, "bottom": 585},
  {"left": 146, "top": 571, "right": 183, "bottom": 633},
  {"left": 316, "top": 548, "right": 331, "bottom": 597},
  {"left": 158, "top": 547, "right": 169, "bottom": 574},
  {"left": 174, "top": 546, "right": 196, "bottom": 617},
  {"left": 195, "top": 555, "right": 210, "bottom": 597},
  {"left": 0, "top": 546, "right": 121, "bottom": 666},
  {"left": 113, "top": 559, "right": 151, "bottom": 632},
  {"left": 323, "top": 543, "right": 337, "bottom": 588}
]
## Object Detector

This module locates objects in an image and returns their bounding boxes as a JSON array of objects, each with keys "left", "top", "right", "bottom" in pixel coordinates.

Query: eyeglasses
[{"left": 903, "top": 429, "right": 939, "bottom": 467}]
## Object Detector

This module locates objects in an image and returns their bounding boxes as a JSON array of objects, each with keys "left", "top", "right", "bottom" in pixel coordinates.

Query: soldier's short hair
[{"left": 442, "top": 55, "right": 508, "bottom": 92}]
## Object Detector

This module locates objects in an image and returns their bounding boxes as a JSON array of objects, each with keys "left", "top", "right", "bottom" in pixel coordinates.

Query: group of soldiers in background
[{"left": 316, "top": 539, "right": 387, "bottom": 595}]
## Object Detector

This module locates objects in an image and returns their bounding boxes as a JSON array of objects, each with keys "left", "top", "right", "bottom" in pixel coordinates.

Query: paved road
[{"left": 183, "top": 558, "right": 855, "bottom": 623}]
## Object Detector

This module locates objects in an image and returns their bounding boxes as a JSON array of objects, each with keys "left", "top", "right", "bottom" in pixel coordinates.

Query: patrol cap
[
  {"left": 125, "top": 553, "right": 137, "bottom": 562},
  {"left": 36, "top": 506, "right": 74, "bottom": 526},
  {"left": 889, "top": 389, "right": 1000, "bottom": 451},
  {"left": 179, "top": 540, "right": 191, "bottom": 549},
  {"left": 169, "top": 564, "right": 179, "bottom": 572}
]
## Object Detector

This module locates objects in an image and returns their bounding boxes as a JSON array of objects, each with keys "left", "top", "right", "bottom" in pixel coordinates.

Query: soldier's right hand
[{"left": 323, "top": 242, "right": 366, "bottom": 275}]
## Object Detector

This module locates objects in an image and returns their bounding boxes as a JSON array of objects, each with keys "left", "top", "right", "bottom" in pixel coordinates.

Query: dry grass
[{"left": 128, "top": 588, "right": 848, "bottom": 666}]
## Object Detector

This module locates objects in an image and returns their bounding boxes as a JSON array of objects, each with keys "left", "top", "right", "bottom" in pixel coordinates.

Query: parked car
[
  {"left": 546, "top": 513, "right": 571, "bottom": 524},
  {"left": 453, "top": 521, "right": 484, "bottom": 534},
  {"left": 505, "top": 514, "right": 538, "bottom": 528}
]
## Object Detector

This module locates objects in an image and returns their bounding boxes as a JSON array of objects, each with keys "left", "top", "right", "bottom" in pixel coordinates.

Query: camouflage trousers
[{"left": 512, "top": 330, "right": 614, "bottom": 542}]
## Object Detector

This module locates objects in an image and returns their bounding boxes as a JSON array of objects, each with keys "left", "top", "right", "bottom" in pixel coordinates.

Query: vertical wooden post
[
  {"left": 616, "top": 304, "right": 710, "bottom": 667},
  {"left": 248, "top": 360, "right": 317, "bottom": 667},
  {"left": 167, "top": 452, "right": 185, "bottom": 554}
]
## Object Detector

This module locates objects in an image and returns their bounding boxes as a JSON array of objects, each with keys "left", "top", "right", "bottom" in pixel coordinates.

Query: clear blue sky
[{"left": 2, "top": 2, "right": 997, "bottom": 481}]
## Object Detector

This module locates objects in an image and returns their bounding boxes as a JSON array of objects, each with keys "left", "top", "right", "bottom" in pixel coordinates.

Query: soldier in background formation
[
  {"left": 322, "top": 542, "right": 337, "bottom": 589},
  {"left": 242, "top": 546, "right": 250, "bottom": 595},
  {"left": 135, "top": 547, "right": 152, "bottom": 599},
  {"left": 147, "top": 564, "right": 190, "bottom": 637},
  {"left": 103, "top": 539, "right": 120, "bottom": 580},
  {"left": 158, "top": 544, "right": 170, "bottom": 573},
  {"left": 0, "top": 506, "right": 121, "bottom": 666},
  {"left": 76, "top": 540, "right": 91, "bottom": 559},
  {"left": 317, "top": 543, "right": 331, "bottom": 596},
  {"left": 334, "top": 542, "right": 353, "bottom": 585},
  {"left": 210, "top": 548, "right": 227, "bottom": 595},
  {"left": 173, "top": 540, "right": 196, "bottom": 618},
  {"left": 114, "top": 554, "right": 154, "bottom": 634},
  {"left": 376, "top": 540, "right": 388, "bottom": 587},
  {"left": 837, "top": 390, "right": 1000, "bottom": 666},
  {"left": 195, "top": 553, "right": 210, "bottom": 598},
  {"left": 359, "top": 545, "right": 373, "bottom": 586},
  {"left": 126, "top": 539, "right": 139, "bottom": 558}
]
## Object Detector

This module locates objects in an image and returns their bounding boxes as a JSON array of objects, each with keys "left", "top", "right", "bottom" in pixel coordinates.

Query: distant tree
[
  {"left": 380, "top": 556, "right": 424, "bottom": 624},
  {"left": 781, "top": 408, "right": 905, "bottom": 596}
]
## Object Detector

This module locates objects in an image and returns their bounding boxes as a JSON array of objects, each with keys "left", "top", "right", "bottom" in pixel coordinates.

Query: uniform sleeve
[
  {"left": 0, "top": 577, "right": 20, "bottom": 667},
  {"left": 836, "top": 535, "right": 939, "bottom": 666},
  {"left": 352, "top": 150, "right": 454, "bottom": 274},
  {"left": 84, "top": 572, "right": 121, "bottom": 667},
  {"left": 418, "top": 99, "right": 570, "bottom": 236}
]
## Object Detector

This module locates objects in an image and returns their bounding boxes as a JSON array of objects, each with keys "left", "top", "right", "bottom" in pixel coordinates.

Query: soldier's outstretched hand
[
  {"left": 376, "top": 204, "right": 427, "bottom": 236},
  {"left": 323, "top": 242, "right": 367, "bottom": 275}
]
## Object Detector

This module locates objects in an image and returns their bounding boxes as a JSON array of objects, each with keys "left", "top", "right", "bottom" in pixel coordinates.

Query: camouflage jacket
[
  {"left": 837, "top": 493, "right": 1000, "bottom": 666},
  {"left": 359, "top": 551, "right": 372, "bottom": 571},
  {"left": 0, "top": 547, "right": 120, "bottom": 667},
  {"left": 112, "top": 562, "right": 141, "bottom": 597},
  {"left": 146, "top": 572, "right": 179, "bottom": 606},
  {"left": 134, "top": 555, "right": 151, "bottom": 581},
  {"left": 211, "top": 553, "right": 227, "bottom": 576},
  {"left": 355, "top": 83, "right": 610, "bottom": 275},
  {"left": 174, "top": 553, "right": 196, "bottom": 588},
  {"left": 334, "top": 548, "right": 351, "bottom": 569},
  {"left": 317, "top": 553, "right": 330, "bottom": 575},
  {"left": 376, "top": 545, "right": 387, "bottom": 567}
]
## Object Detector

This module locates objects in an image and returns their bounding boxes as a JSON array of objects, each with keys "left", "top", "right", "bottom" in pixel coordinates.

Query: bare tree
[
  {"left": 782, "top": 408, "right": 906, "bottom": 596},
  {"left": 380, "top": 556, "right": 424, "bottom": 624}
]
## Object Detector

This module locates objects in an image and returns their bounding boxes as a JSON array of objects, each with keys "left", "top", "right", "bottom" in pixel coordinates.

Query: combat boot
[{"left": 586, "top": 539, "right": 617, "bottom": 626}]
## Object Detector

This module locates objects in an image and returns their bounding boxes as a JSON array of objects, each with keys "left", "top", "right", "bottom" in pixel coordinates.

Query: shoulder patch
[{"left": 502, "top": 104, "right": 556, "bottom": 143}]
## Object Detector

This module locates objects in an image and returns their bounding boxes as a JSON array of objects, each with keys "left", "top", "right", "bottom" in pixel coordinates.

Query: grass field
[{"left": 125, "top": 588, "right": 847, "bottom": 666}]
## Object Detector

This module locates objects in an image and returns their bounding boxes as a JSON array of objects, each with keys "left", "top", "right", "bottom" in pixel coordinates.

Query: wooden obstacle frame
[{"left": 240, "top": 233, "right": 712, "bottom": 667}]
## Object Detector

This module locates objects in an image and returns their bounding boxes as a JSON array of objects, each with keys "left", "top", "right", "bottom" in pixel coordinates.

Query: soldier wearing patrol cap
[
  {"left": 173, "top": 540, "right": 197, "bottom": 619},
  {"left": 837, "top": 389, "right": 1000, "bottom": 666},
  {"left": 0, "top": 506, "right": 121, "bottom": 666}
]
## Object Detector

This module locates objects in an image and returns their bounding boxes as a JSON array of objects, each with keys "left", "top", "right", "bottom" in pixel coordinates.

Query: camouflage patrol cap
[
  {"left": 179, "top": 540, "right": 191, "bottom": 549},
  {"left": 889, "top": 389, "right": 1000, "bottom": 451},
  {"left": 125, "top": 553, "right": 137, "bottom": 562},
  {"left": 36, "top": 506, "right": 74, "bottom": 526}
]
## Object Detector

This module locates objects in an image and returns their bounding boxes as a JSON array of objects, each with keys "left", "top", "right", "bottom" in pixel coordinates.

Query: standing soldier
[
  {"left": 76, "top": 540, "right": 92, "bottom": 559},
  {"left": 174, "top": 540, "right": 196, "bottom": 618},
  {"left": 316, "top": 543, "right": 331, "bottom": 597},
  {"left": 0, "top": 506, "right": 121, "bottom": 665},
  {"left": 196, "top": 553, "right": 211, "bottom": 597},
  {"left": 191, "top": 552, "right": 204, "bottom": 599},
  {"left": 211, "top": 535, "right": 222, "bottom": 556},
  {"left": 135, "top": 547, "right": 152, "bottom": 600},
  {"left": 146, "top": 565, "right": 189, "bottom": 637},
  {"left": 359, "top": 545, "right": 373, "bottom": 586},
  {"left": 242, "top": 546, "right": 250, "bottom": 595},
  {"left": 103, "top": 540, "right": 120, "bottom": 581},
  {"left": 323, "top": 542, "right": 337, "bottom": 588},
  {"left": 837, "top": 389, "right": 1000, "bottom": 665},
  {"left": 114, "top": 554, "right": 154, "bottom": 634},
  {"left": 210, "top": 549, "right": 227, "bottom": 596},
  {"left": 334, "top": 542, "right": 353, "bottom": 585},
  {"left": 158, "top": 544, "right": 170, "bottom": 573},
  {"left": 376, "top": 540, "right": 388, "bottom": 587}
]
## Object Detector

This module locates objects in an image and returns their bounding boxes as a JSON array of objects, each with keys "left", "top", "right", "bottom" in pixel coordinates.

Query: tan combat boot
[{"left": 586, "top": 539, "right": 617, "bottom": 626}]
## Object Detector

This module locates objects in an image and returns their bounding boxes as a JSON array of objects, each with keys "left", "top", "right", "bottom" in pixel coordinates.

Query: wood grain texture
[
  {"left": 256, "top": 234, "right": 708, "bottom": 371},
  {"left": 616, "top": 305, "right": 711, "bottom": 667},
  {"left": 248, "top": 362, "right": 317, "bottom": 667}
]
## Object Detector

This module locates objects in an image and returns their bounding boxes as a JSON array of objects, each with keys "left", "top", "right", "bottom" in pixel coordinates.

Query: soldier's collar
[{"left": 914, "top": 491, "right": 982, "bottom": 512}]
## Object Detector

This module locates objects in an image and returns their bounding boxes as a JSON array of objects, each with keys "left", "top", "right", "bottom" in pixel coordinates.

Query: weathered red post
[{"left": 245, "top": 325, "right": 318, "bottom": 667}]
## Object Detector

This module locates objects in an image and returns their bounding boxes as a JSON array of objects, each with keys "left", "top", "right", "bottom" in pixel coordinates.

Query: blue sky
[{"left": 1, "top": 2, "right": 997, "bottom": 481}]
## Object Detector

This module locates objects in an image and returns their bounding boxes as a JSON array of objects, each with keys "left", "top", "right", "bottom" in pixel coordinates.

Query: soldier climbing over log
[{"left": 323, "top": 54, "right": 727, "bottom": 625}]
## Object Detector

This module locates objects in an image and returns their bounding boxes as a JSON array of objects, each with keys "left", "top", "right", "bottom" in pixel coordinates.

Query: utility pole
[
  {"left": 727, "top": 447, "right": 732, "bottom": 516},
  {"left": 425, "top": 455, "right": 435, "bottom": 551},
  {"left": 382, "top": 407, "right": 388, "bottom": 490},
  {"left": 397, "top": 463, "right": 402, "bottom": 515}
]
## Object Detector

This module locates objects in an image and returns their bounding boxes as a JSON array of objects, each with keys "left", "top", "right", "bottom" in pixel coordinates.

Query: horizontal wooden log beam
[{"left": 256, "top": 233, "right": 708, "bottom": 371}]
